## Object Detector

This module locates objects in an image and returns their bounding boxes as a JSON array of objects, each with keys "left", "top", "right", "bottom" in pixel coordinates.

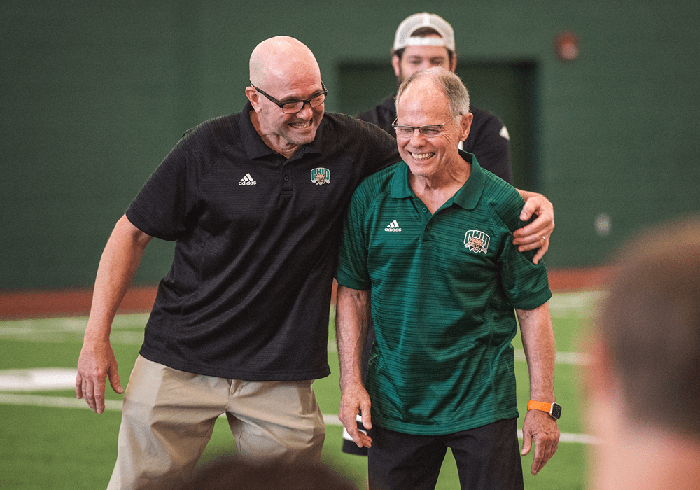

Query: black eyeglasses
[
  {"left": 251, "top": 82, "right": 328, "bottom": 114},
  {"left": 392, "top": 115, "right": 461, "bottom": 138}
]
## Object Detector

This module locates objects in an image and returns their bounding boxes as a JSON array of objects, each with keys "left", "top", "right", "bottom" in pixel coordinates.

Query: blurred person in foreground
[
  {"left": 343, "top": 11, "right": 554, "bottom": 459},
  {"left": 182, "top": 456, "right": 359, "bottom": 490},
  {"left": 336, "top": 67, "right": 560, "bottom": 490},
  {"left": 585, "top": 216, "right": 700, "bottom": 490}
]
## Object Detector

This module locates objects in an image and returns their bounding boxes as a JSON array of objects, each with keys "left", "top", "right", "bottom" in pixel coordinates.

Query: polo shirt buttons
[
  {"left": 422, "top": 208, "right": 428, "bottom": 213},
  {"left": 282, "top": 174, "right": 293, "bottom": 193}
]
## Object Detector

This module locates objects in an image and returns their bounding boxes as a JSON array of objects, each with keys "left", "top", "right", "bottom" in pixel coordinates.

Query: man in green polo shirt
[{"left": 335, "top": 67, "right": 560, "bottom": 490}]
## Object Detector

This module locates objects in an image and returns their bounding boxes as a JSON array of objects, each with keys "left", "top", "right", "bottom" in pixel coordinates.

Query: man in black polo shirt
[
  {"left": 76, "top": 36, "right": 554, "bottom": 489},
  {"left": 77, "top": 36, "right": 400, "bottom": 489}
]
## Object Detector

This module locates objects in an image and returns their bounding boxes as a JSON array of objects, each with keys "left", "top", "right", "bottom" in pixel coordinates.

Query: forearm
[
  {"left": 84, "top": 214, "right": 152, "bottom": 343},
  {"left": 517, "top": 302, "right": 556, "bottom": 401},
  {"left": 335, "top": 286, "right": 370, "bottom": 391}
]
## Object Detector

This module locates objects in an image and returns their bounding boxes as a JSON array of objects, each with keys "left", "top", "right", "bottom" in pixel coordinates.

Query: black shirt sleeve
[
  {"left": 463, "top": 107, "right": 513, "bottom": 184},
  {"left": 356, "top": 95, "right": 397, "bottom": 139}
]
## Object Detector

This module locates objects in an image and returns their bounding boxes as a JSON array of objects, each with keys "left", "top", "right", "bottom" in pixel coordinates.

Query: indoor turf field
[{"left": 0, "top": 289, "right": 600, "bottom": 489}]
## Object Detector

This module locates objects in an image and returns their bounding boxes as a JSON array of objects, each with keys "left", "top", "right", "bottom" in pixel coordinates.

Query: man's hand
[
  {"left": 513, "top": 194, "right": 555, "bottom": 264},
  {"left": 338, "top": 383, "right": 373, "bottom": 448},
  {"left": 520, "top": 408, "right": 560, "bottom": 475},
  {"left": 76, "top": 339, "right": 123, "bottom": 414}
]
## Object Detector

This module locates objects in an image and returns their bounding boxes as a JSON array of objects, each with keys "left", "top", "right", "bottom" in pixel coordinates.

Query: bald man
[{"left": 76, "top": 37, "right": 400, "bottom": 489}]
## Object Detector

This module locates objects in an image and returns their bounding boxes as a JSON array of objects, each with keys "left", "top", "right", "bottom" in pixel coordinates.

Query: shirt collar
[
  {"left": 389, "top": 151, "right": 485, "bottom": 210},
  {"left": 452, "top": 151, "right": 485, "bottom": 210}
]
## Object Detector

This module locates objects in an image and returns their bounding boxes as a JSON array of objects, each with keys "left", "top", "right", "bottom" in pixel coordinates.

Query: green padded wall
[{"left": 2, "top": 1, "right": 698, "bottom": 289}]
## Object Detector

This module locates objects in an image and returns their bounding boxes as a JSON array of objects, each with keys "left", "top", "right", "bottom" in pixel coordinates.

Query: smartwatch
[{"left": 527, "top": 400, "right": 562, "bottom": 420}]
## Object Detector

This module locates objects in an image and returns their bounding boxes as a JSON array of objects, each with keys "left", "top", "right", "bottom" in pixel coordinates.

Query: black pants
[{"left": 368, "top": 418, "right": 524, "bottom": 490}]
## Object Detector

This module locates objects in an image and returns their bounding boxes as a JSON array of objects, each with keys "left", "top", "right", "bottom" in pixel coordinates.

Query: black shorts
[{"left": 368, "top": 418, "right": 524, "bottom": 490}]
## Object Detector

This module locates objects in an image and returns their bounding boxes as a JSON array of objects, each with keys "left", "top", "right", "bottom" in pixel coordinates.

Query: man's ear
[
  {"left": 460, "top": 112, "right": 473, "bottom": 141},
  {"left": 246, "top": 87, "right": 261, "bottom": 112},
  {"left": 392, "top": 54, "right": 401, "bottom": 79}
]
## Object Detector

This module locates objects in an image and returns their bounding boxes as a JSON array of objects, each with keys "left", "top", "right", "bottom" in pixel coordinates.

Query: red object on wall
[{"left": 555, "top": 30, "right": 580, "bottom": 62}]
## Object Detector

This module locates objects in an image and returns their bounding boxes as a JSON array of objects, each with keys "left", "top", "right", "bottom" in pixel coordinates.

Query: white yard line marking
[
  {"left": 514, "top": 349, "right": 590, "bottom": 365},
  {"left": 0, "top": 368, "right": 78, "bottom": 391},
  {"left": 0, "top": 393, "right": 599, "bottom": 444}
]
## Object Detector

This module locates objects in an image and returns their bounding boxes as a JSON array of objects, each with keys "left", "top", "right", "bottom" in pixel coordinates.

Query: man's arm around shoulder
[{"left": 513, "top": 190, "right": 554, "bottom": 264}]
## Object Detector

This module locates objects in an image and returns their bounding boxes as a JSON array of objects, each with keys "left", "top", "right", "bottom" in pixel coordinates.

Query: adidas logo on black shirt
[{"left": 239, "top": 174, "right": 256, "bottom": 185}]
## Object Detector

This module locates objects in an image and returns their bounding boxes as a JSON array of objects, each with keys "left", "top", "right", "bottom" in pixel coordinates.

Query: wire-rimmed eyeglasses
[{"left": 392, "top": 115, "right": 461, "bottom": 138}]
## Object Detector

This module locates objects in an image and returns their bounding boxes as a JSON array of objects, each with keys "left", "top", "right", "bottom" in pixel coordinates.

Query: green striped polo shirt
[{"left": 336, "top": 152, "right": 552, "bottom": 435}]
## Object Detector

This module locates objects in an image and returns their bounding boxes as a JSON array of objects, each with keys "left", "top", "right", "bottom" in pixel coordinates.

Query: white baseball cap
[{"left": 393, "top": 13, "right": 455, "bottom": 52}]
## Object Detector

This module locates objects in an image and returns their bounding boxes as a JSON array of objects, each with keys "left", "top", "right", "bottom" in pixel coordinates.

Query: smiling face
[
  {"left": 247, "top": 37, "right": 325, "bottom": 158},
  {"left": 395, "top": 78, "right": 471, "bottom": 182},
  {"left": 254, "top": 74, "right": 325, "bottom": 151}
]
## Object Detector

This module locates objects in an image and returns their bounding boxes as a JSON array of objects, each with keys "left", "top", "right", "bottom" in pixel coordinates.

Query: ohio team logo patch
[
  {"left": 465, "top": 230, "right": 490, "bottom": 254},
  {"left": 311, "top": 168, "right": 330, "bottom": 185}
]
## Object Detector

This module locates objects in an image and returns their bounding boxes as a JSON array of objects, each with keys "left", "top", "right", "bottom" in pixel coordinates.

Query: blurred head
[
  {"left": 391, "top": 13, "right": 457, "bottom": 84},
  {"left": 246, "top": 37, "right": 325, "bottom": 155},
  {"left": 182, "top": 456, "right": 359, "bottom": 490},
  {"left": 394, "top": 67, "right": 472, "bottom": 180},
  {"left": 591, "top": 216, "right": 700, "bottom": 439}
]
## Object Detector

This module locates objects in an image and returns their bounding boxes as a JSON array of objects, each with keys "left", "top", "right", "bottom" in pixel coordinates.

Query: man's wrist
[{"left": 527, "top": 400, "right": 561, "bottom": 420}]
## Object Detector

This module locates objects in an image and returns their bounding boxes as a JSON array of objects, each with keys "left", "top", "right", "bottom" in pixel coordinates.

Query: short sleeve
[
  {"left": 489, "top": 181, "right": 551, "bottom": 309},
  {"left": 126, "top": 132, "right": 201, "bottom": 241}
]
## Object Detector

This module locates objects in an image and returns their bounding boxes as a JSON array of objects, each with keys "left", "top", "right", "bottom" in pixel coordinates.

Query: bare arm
[
  {"left": 513, "top": 189, "right": 555, "bottom": 265},
  {"left": 76, "top": 214, "right": 152, "bottom": 414},
  {"left": 517, "top": 301, "right": 560, "bottom": 475},
  {"left": 335, "top": 285, "right": 373, "bottom": 448}
]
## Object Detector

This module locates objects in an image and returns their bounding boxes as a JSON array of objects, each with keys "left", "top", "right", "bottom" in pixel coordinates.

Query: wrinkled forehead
[
  {"left": 397, "top": 82, "right": 451, "bottom": 122},
  {"left": 265, "top": 66, "right": 323, "bottom": 100}
]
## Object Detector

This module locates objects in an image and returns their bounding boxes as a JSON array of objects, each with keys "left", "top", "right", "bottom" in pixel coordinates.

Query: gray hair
[{"left": 395, "top": 67, "right": 470, "bottom": 117}]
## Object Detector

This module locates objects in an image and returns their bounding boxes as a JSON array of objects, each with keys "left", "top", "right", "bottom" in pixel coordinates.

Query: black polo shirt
[{"left": 126, "top": 102, "right": 400, "bottom": 381}]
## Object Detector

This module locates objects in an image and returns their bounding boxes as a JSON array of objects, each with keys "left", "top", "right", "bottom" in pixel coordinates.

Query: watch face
[{"left": 551, "top": 403, "right": 562, "bottom": 420}]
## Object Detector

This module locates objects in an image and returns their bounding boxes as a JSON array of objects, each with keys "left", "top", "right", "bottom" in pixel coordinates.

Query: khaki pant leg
[
  {"left": 107, "top": 356, "right": 229, "bottom": 490},
  {"left": 226, "top": 380, "right": 325, "bottom": 464}
]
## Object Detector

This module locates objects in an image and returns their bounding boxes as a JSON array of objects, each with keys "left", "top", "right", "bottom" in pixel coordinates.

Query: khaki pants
[{"left": 107, "top": 356, "right": 325, "bottom": 490}]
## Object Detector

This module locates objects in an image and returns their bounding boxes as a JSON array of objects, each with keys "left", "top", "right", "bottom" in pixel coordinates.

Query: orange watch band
[
  {"left": 527, "top": 400, "right": 553, "bottom": 412},
  {"left": 527, "top": 400, "right": 561, "bottom": 419}
]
